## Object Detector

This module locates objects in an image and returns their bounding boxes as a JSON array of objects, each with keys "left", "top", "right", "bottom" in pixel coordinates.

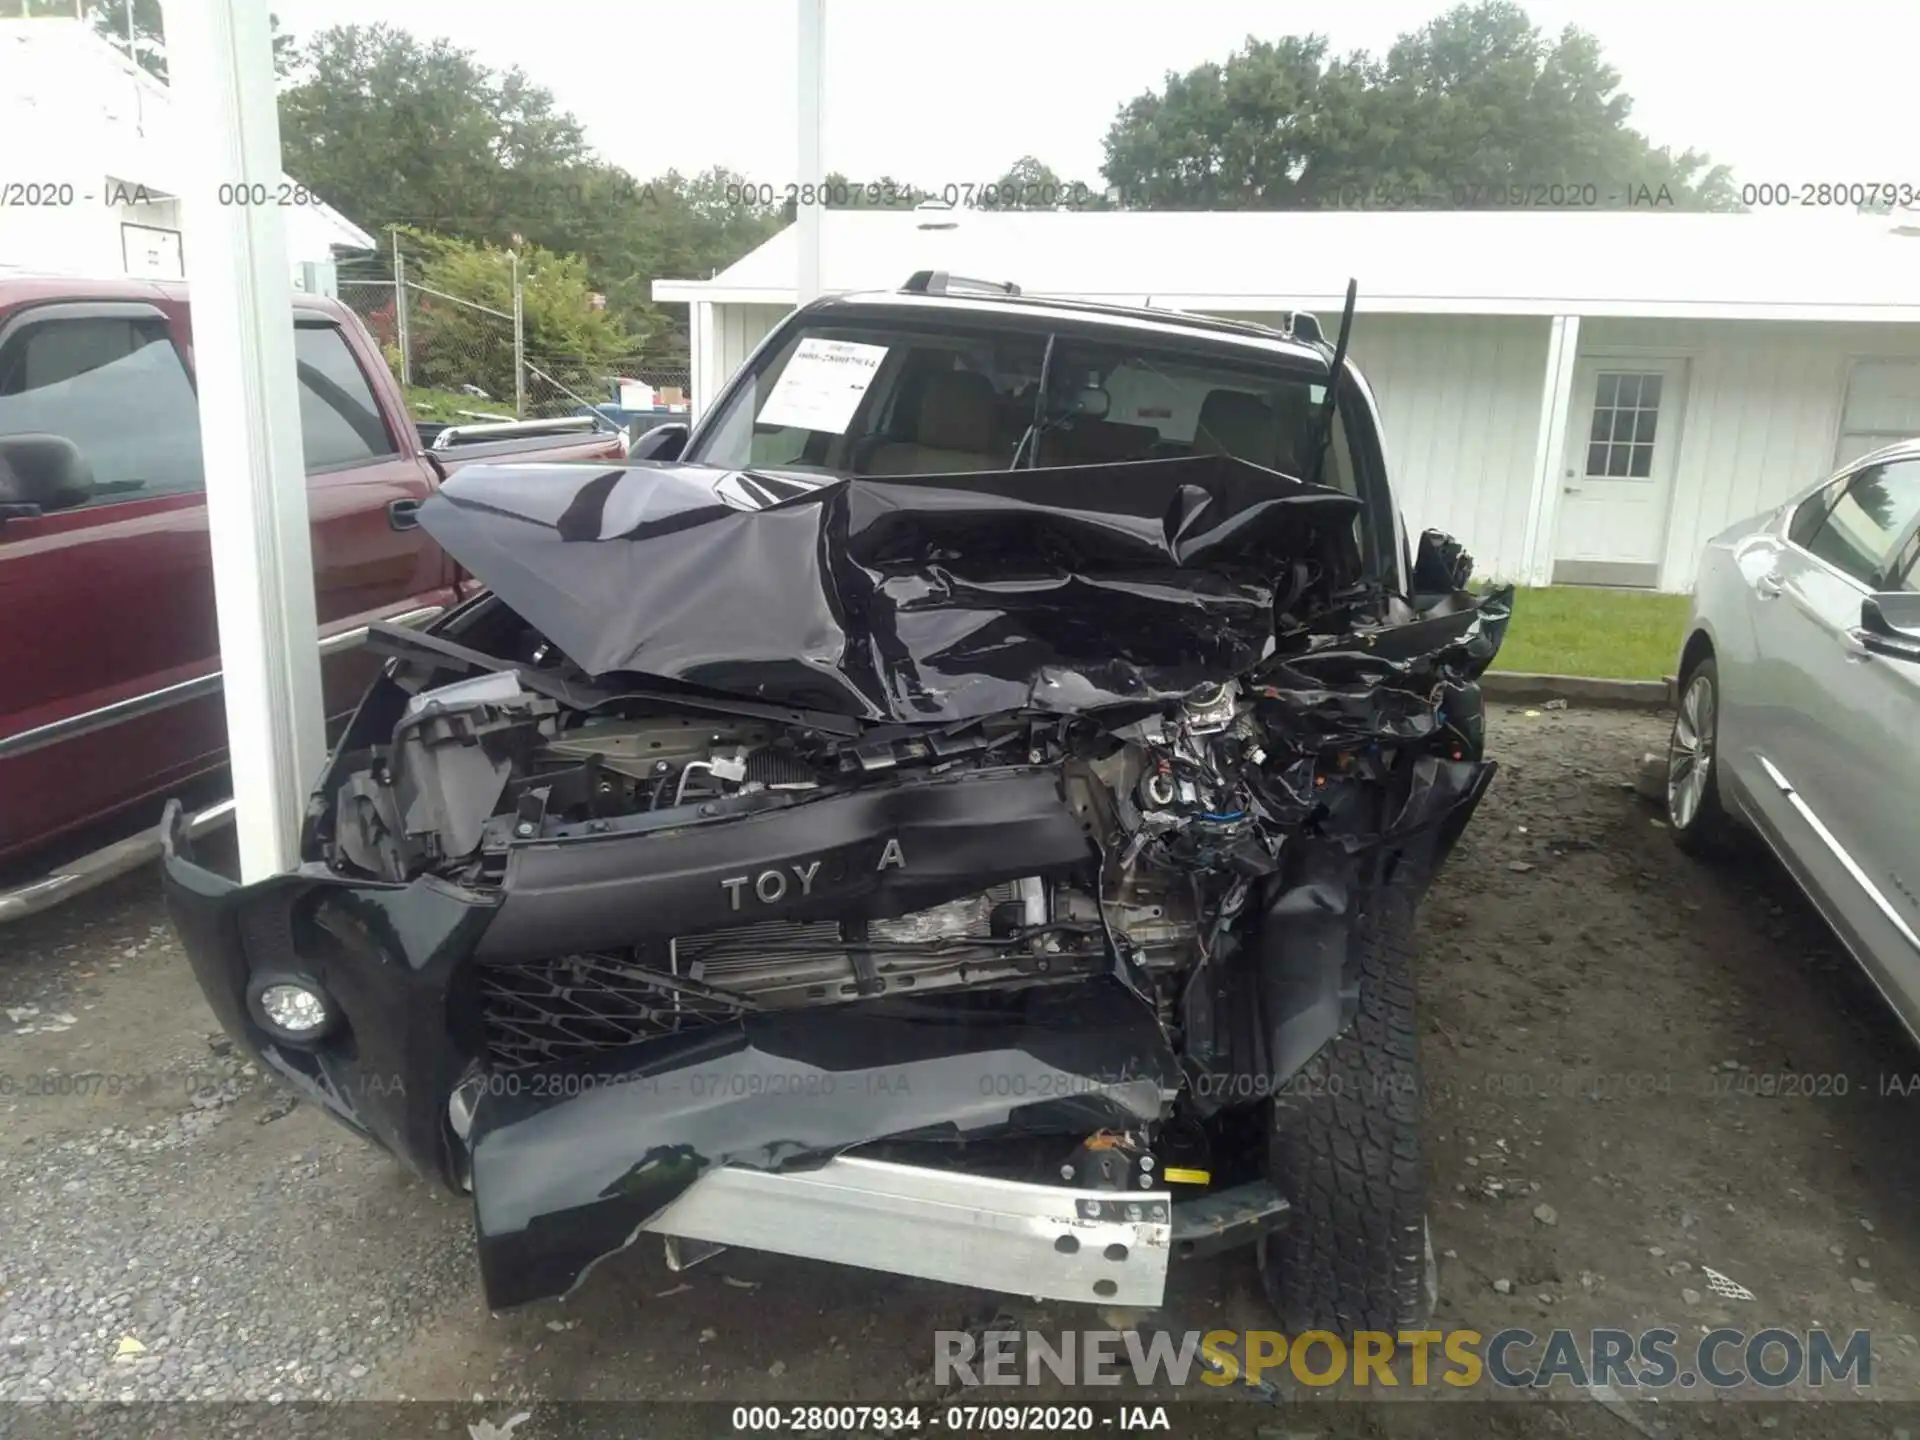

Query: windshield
[{"left": 686, "top": 313, "right": 1357, "bottom": 494}]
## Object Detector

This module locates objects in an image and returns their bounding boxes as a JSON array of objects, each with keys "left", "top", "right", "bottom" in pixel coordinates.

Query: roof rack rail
[
  {"left": 901, "top": 270, "right": 1023, "bottom": 297},
  {"left": 1282, "top": 311, "right": 1324, "bottom": 343}
]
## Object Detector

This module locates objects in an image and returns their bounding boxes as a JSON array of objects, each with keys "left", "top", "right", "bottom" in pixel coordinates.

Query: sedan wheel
[
  {"left": 1667, "top": 655, "right": 1735, "bottom": 853},
  {"left": 1668, "top": 672, "right": 1714, "bottom": 828}
]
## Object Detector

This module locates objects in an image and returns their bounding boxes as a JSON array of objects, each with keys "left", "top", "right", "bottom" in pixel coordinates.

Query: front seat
[
  {"left": 864, "top": 371, "right": 1005, "bottom": 475},
  {"left": 1193, "top": 388, "right": 1303, "bottom": 476}
]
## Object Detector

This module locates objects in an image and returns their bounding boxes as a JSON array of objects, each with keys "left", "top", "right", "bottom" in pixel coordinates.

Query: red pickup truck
[{"left": 0, "top": 273, "right": 629, "bottom": 920}]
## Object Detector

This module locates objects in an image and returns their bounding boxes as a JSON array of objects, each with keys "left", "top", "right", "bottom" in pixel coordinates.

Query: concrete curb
[{"left": 1482, "top": 671, "right": 1675, "bottom": 709}]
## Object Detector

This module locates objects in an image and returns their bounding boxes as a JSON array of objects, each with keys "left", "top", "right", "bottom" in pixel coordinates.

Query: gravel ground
[{"left": 3, "top": 701, "right": 1917, "bottom": 1436}]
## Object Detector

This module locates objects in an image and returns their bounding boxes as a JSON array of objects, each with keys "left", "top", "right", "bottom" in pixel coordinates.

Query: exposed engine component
[
  {"left": 666, "top": 877, "right": 1106, "bottom": 1007},
  {"left": 322, "top": 532, "right": 1508, "bottom": 1079}
]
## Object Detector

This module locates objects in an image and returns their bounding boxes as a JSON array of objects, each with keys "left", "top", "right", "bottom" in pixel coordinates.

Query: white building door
[{"left": 1554, "top": 358, "right": 1688, "bottom": 587}]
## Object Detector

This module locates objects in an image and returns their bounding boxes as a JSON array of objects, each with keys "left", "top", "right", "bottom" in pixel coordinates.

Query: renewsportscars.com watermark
[{"left": 935, "top": 1327, "right": 1873, "bottom": 1391}]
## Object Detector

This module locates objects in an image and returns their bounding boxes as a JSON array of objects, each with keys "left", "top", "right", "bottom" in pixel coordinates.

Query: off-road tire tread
[{"left": 1260, "top": 888, "right": 1428, "bottom": 1335}]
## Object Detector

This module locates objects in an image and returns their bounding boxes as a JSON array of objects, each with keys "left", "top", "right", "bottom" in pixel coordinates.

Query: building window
[
  {"left": 1584, "top": 371, "right": 1663, "bottom": 479},
  {"left": 1836, "top": 360, "right": 1920, "bottom": 467}
]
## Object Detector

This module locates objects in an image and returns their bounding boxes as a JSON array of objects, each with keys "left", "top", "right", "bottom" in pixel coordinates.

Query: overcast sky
[{"left": 268, "top": 0, "right": 1914, "bottom": 194}]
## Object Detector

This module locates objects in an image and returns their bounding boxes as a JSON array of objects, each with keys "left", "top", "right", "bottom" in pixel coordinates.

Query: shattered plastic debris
[
  {"left": 1701, "top": 1266, "right": 1756, "bottom": 1301},
  {"left": 467, "top": 1413, "right": 532, "bottom": 1440},
  {"left": 1585, "top": 1381, "right": 1665, "bottom": 1438}
]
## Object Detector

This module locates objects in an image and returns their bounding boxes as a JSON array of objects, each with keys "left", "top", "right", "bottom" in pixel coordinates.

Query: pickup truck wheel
[
  {"left": 1667, "top": 657, "right": 1738, "bottom": 855},
  {"left": 1256, "top": 888, "right": 1432, "bottom": 1336}
]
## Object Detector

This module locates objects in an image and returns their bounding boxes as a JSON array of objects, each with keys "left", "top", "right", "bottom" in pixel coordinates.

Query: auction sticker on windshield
[{"left": 755, "top": 338, "right": 889, "bottom": 433}]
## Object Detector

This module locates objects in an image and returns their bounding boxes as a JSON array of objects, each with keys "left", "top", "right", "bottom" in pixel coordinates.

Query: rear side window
[
  {"left": 1787, "top": 476, "right": 1845, "bottom": 549},
  {"left": 1800, "top": 459, "right": 1920, "bottom": 586},
  {"left": 0, "top": 314, "right": 205, "bottom": 508},
  {"left": 294, "top": 323, "right": 396, "bottom": 469}
]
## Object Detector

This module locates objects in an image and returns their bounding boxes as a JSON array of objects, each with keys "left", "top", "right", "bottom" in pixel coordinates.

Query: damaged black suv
[{"left": 162, "top": 273, "right": 1511, "bottom": 1330}]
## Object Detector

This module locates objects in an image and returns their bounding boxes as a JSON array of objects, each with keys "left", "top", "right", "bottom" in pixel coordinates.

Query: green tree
[
  {"left": 555, "top": 166, "right": 783, "bottom": 357},
  {"left": 84, "top": 0, "right": 296, "bottom": 82},
  {"left": 277, "top": 25, "right": 594, "bottom": 246},
  {"left": 981, "top": 156, "right": 1054, "bottom": 209},
  {"left": 974, "top": 155, "right": 1110, "bottom": 210},
  {"left": 389, "top": 229, "right": 636, "bottom": 411},
  {"left": 1101, "top": 2, "right": 1736, "bottom": 211},
  {"left": 276, "top": 26, "right": 779, "bottom": 362}
]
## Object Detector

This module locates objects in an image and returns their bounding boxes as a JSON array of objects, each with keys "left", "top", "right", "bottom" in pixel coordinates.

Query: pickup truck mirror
[
  {"left": 1412, "top": 528, "right": 1475, "bottom": 594},
  {"left": 629, "top": 423, "right": 688, "bottom": 462},
  {"left": 0, "top": 433, "right": 95, "bottom": 513},
  {"left": 1859, "top": 592, "right": 1920, "bottom": 662}
]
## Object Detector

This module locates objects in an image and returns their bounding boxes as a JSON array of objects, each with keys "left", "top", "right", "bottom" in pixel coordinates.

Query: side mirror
[
  {"left": 0, "top": 433, "right": 95, "bottom": 513},
  {"left": 629, "top": 422, "right": 689, "bottom": 462},
  {"left": 1858, "top": 593, "right": 1920, "bottom": 663},
  {"left": 1413, "top": 528, "right": 1474, "bottom": 594}
]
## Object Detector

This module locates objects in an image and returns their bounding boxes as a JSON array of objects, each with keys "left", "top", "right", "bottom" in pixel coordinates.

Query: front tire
[
  {"left": 1257, "top": 889, "right": 1431, "bottom": 1335},
  {"left": 1668, "top": 656, "right": 1737, "bottom": 854}
]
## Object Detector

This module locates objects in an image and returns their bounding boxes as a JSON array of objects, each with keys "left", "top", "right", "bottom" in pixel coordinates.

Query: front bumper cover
[
  {"left": 464, "top": 982, "right": 1180, "bottom": 1307},
  {"left": 160, "top": 801, "right": 1183, "bottom": 1308}
]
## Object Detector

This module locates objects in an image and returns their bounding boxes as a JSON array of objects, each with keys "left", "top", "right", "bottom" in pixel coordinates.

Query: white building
[
  {"left": 0, "top": 18, "right": 373, "bottom": 291},
  {"left": 655, "top": 208, "right": 1920, "bottom": 592}
]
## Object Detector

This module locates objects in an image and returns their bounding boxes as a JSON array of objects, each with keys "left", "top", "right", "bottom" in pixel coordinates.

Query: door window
[
  {"left": 294, "top": 323, "right": 397, "bottom": 469},
  {"left": 1584, "top": 371, "right": 1664, "bottom": 478},
  {"left": 0, "top": 314, "right": 204, "bottom": 508},
  {"left": 1799, "top": 459, "right": 1920, "bottom": 586}
]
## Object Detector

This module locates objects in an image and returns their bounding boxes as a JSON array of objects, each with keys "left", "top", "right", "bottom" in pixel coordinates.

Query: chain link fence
[
  {"left": 338, "top": 277, "right": 520, "bottom": 419},
  {"left": 338, "top": 274, "right": 689, "bottom": 425},
  {"left": 524, "top": 354, "right": 692, "bottom": 420}
]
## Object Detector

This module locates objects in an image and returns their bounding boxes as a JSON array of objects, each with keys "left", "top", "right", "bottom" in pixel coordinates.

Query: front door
[
  {"left": 1555, "top": 358, "right": 1688, "bottom": 587},
  {"left": 1747, "top": 457, "right": 1920, "bottom": 1018}
]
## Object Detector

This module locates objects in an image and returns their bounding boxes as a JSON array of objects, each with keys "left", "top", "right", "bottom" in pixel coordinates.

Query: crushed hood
[{"left": 417, "top": 454, "right": 1368, "bottom": 724}]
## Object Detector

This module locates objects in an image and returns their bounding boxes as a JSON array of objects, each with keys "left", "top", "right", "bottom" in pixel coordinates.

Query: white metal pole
[
  {"left": 795, "top": 0, "right": 825, "bottom": 303},
  {"left": 394, "top": 233, "right": 412, "bottom": 387},
  {"left": 1520, "top": 315, "right": 1582, "bottom": 587},
  {"left": 167, "top": 0, "right": 324, "bottom": 881},
  {"left": 511, "top": 249, "right": 526, "bottom": 417}
]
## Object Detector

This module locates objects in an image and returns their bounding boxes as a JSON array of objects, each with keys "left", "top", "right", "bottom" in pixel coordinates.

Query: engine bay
[{"left": 315, "top": 563, "right": 1504, "bottom": 1082}]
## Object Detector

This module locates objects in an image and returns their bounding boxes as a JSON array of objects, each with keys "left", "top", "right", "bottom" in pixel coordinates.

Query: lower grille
[
  {"left": 473, "top": 881, "right": 1098, "bottom": 1071},
  {"left": 477, "top": 955, "right": 750, "bottom": 1071}
]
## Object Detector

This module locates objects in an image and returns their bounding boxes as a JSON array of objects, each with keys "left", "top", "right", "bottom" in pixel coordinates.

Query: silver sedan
[{"left": 1668, "top": 439, "right": 1920, "bottom": 1033}]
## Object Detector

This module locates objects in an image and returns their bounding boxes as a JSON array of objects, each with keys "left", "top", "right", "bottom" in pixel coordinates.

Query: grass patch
[
  {"left": 403, "top": 384, "right": 512, "bottom": 423},
  {"left": 1488, "top": 585, "right": 1691, "bottom": 681}
]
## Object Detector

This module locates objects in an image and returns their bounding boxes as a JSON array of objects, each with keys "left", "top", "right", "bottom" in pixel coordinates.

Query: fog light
[{"left": 246, "top": 973, "right": 338, "bottom": 1044}]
